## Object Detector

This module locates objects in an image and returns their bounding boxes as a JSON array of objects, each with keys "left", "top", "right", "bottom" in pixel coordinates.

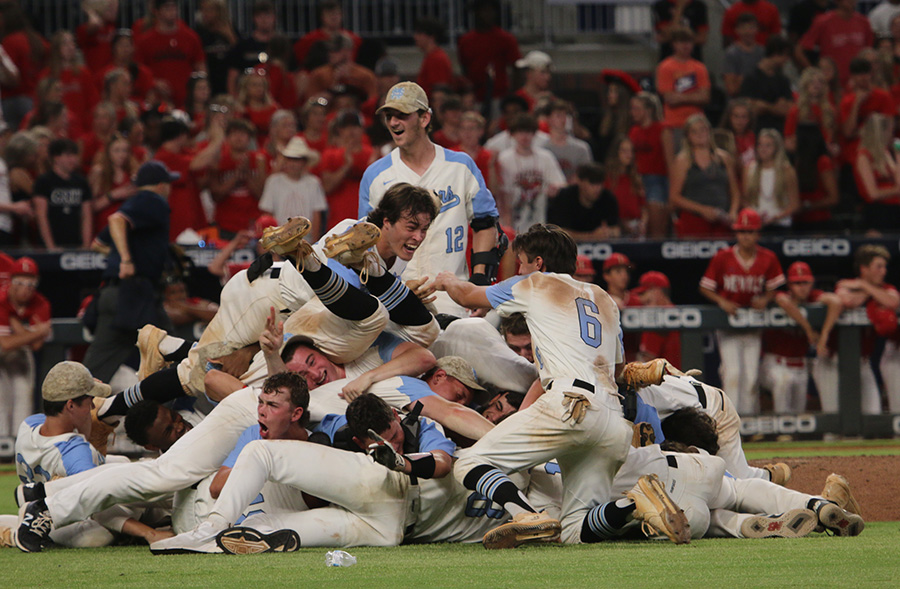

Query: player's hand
[
  {"left": 816, "top": 338, "right": 829, "bottom": 358},
  {"left": 259, "top": 307, "right": 284, "bottom": 355},
  {"left": 749, "top": 295, "right": 769, "bottom": 310},
  {"left": 405, "top": 276, "right": 436, "bottom": 305},
  {"left": 119, "top": 260, "right": 135, "bottom": 280},
  {"left": 33, "top": 320, "right": 52, "bottom": 339},
  {"left": 212, "top": 345, "right": 256, "bottom": 378},
  {"left": 468, "top": 307, "right": 489, "bottom": 318},
  {"left": 699, "top": 206, "right": 721, "bottom": 223},
  {"left": 719, "top": 299, "right": 739, "bottom": 315},
  {"left": 367, "top": 429, "right": 406, "bottom": 471},
  {"left": 432, "top": 271, "right": 457, "bottom": 292},
  {"left": 339, "top": 372, "right": 374, "bottom": 402},
  {"left": 805, "top": 329, "right": 820, "bottom": 346}
]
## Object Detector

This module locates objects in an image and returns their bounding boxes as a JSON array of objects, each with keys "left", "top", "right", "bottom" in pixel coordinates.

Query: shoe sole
[
  {"left": 13, "top": 528, "right": 42, "bottom": 553},
  {"left": 137, "top": 324, "right": 168, "bottom": 380},
  {"left": 741, "top": 509, "right": 818, "bottom": 539},
  {"left": 818, "top": 503, "right": 865, "bottom": 537},
  {"left": 628, "top": 474, "right": 691, "bottom": 544},
  {"left": 216, "top": 527, "right": 301, "bottom": 554},
  {"left": 323, "top": 222, "right": 381, "bottom": 263},
  {"left": 259, "top": 217, "right": 311, "bottom": 256},
  {"left": 822, "top": 474, "right": 862, "bottom": 515},
  {"left": 482, "top": 518, "right": 561, "bottom": 549}
]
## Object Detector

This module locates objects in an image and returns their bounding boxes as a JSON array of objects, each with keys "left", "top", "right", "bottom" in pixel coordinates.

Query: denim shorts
[{"left": 642, "top": 174, "right": 669, "bottom": 205}]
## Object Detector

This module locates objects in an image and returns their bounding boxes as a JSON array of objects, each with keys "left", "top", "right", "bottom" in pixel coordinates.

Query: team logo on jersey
[{"left": 435, "top": 186, "right": 460, "bottom": 212}]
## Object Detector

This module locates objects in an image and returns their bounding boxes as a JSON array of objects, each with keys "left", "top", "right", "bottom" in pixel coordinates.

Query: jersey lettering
[
  {"left": 436, "top": 186, "right": 461, "bottom": 212},
  {"left": 576, "top": 298, "right": 603, "bottom": 348}
]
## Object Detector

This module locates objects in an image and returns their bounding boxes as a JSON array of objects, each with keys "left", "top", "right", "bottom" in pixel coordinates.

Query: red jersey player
[
  {"left": 634, "top": 271, "right": 681, "bottom": 369},
  {"left": 760, "top": 262, "right": 842, "bottom": 413},
  {"left": 700, "top": 208, "right": 785, "bottom": 415}
]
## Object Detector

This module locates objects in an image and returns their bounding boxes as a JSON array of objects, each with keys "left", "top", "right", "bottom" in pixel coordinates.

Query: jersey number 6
[{"left": 576, "top": 298, "right": 603, "bottom": 348}]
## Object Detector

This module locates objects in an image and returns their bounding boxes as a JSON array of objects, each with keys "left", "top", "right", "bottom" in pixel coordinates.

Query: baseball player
[
  {"left": 149, "top": 393, "right": 457, "bottom": 553},
  {"left": 14, "top": 238, "right": 434, "bottom": 552},
  {"left": 633, "top": 271, "right": 681, "bottom": 367},
  {"left": 358, "top": 81, "right": 502, "bottom": 317},
  {"left": 432, "top": 224, "right": 684, "bottom": 547},
  {"left": 700, "top": 208, "right": 785, "bottom": 415},
  {"left": 760, "top": 262, "right": 843, "bottom": 413},
  {"left": 830, "top": 245, "right": 900, "bottom": 414},
  {"left": 11, "top": 362, "right": 169, "bottom": 550}
]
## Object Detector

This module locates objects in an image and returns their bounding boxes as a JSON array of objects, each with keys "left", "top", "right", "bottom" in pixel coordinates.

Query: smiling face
[
  {"left": 284, "top": 344, "right": 341, "bottom": 389},
  {"left": 380, "top": 211, "right": 431, "bottom": 261},
  {"left": 257, "top": 387, "right": 303, "bottom": 440},
  {"left": 144, "top": 405, "right": 192, "bottom": 451},
  {"left": 381, "top": 108, "right": 429, "bottom": 150}
]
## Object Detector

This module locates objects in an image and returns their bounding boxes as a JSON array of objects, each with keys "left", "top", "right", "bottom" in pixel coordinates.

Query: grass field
[{"left": 1, "top": 441, "right": 897, "bottom": 588}]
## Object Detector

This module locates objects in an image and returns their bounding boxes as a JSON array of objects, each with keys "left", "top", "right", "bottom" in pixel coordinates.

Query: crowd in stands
[{"left": 0, "top": 0, "right": 899, "bottom": 419}]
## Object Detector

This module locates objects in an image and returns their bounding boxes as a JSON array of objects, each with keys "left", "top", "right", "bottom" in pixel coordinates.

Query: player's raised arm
[{"left": 433, "top": 271, "right": 491, "bottom": 309}]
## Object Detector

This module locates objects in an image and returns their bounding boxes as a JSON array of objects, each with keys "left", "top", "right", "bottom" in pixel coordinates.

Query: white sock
[{"left": 158, "top": 335, "right": 185, "bottom": 356}]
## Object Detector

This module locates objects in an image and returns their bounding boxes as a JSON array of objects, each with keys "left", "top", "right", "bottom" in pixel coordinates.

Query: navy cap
[{"left": 135, "top": 160, "right": 181, "bottom": 186}]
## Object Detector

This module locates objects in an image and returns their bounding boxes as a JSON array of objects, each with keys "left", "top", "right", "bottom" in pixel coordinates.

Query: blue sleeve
[
  {"left": 485, "top": 274, "right": 528, "bottom": 309},
  {"left": 396, "top": 376, "right": 437, "bottom": 403},
  {"left": 223, "top": 425, "right": 261, "bottom": 468},
  {"left": 56, "top": 438, "right": 101, "bottom": 476},
  {"left": 635, "top": 396, "right": 665, "bottom": 444},
  {"left": 417, "top": 418, "right": 457, "bottom": 455},
  {"left": 443, "top": 149, "right": 498, "bottom": 219},
  {"left": 313, "top": 414, "right": 348, "bottom": 442},
  {"left": 373, "top": 331, "right": 404, "bottom": 363},
  {"left": 358, "top": 154, "right": 393, "bottom": 217}
]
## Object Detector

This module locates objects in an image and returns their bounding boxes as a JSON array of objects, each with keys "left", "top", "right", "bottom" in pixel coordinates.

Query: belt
[
  {"left": 775, "top": 356, "right": 806, "bottom": 368},
  {"left": 548, "top": 379, "right": 595, "bottom": 394},
  {"left": 691, "top": 381, "right": 724, "bottom": 409}
]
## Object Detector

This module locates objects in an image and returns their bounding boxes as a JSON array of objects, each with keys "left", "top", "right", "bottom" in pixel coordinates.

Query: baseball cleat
[
  {"left": 621, "top": 359, "right": 667, "bottom": 389},
  {"left": 216, "top": 527, "right": 300, "bottom": 554},
  {"left": 14, "top": 482, "right": 45, "bottom": 509},
  {"left": 137, "top": 324, "right": 170, "bottom": 380},
  {"left": 15, "top": 500, "right": 52, "bottom": 553},
  {"left": 740, "top": 509, "right": 818, "bottom": 539},
  {"left": 626, "top": 473, "right": 691, "bottom": 544},
  {"left": 323, "top": 221, "right": 381, "bottom": 265},
  {"left": 482, "top": 512, "right": 561, "bottom": 549},
  {"left": 0, "top": 526, "right": 13, "bottom": 548},
  {"left": 149, "top": 521, "right": 223, "bottom": 554},
  {"left": 259, "top": 216, "right": 311, "bottom": 257},
  {"left": 816, "top": 502, "right": 865, "bottom": 537},
  {"left": 764, "top": 463, "right": 792, "bottom": 486},
  {"left": 821, "top": 473, "right": 862, "bottom": 515}
]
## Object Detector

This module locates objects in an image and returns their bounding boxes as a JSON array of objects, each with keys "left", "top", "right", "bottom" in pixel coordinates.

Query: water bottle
[{"left": 325, "top": 550, "right": 357, "bottom": 567}]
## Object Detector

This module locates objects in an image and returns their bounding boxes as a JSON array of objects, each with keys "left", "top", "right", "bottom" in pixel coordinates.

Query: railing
[{"left": 24, "top": 0, "right": 652, "bottom": 45}]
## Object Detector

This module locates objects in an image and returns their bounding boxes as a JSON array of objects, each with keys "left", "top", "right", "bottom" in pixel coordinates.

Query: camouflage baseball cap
[
  {"left": 437, "top": 356, "right": 486, "bottom": 393},
  {"left": 42, "top": 361, "right": 112, "bottom": 402},
  {"left": 376, "top": 82, "right": 430, "bottom": 115}
]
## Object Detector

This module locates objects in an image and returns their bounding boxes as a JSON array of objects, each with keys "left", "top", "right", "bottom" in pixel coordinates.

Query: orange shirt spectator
[{"left": 656, "top": 29, "right": 711, "bottom": 129}]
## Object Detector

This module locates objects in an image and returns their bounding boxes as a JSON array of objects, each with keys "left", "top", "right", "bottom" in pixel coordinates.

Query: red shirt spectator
[
  {"left": 317, "top": 143, "right": 374, "bottom": 229},
  {"left": 722, "top": 0, "right": 782, "bottom": 45},
  {"left": 839, "top": 88, "right": 894, "bottom": 164},
  {"left": 209, "top": 123, "right": 267, "bottom": 235},
  {"left": 795, "top": 154, "right": 838, "bottom": 226},
  {"left": 75, "top": 20, "right": 116, "bottom": 72},
  {"left": 135, "top": 21, "right": 205, "bottom": 107},
  {"left": 630, "top": 121, "right": 668, "bottom": 176},
  {"left": 799, "top": 6, "right": 873, "bottom": 85},
  {"left": 0, "top": 31, "right": 48, "bottom": 100},
  {"left": 417, "top": 48, "right": 454, "bottom": 99},
  {"left": 457, "top": 26, "right": 521, "bottom": 101},
  {"left": 700, "top": 240, "right": 785, "bottom": 307}
]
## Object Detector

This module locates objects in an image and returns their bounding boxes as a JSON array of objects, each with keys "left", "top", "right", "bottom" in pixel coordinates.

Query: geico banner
[
  {"left": 59, "top": 252, "right": 107, "bottom": 271},
  {"left": 740, "top": 415, "right": 818, "bottom": 435},
  {"left": 727, "top": 307, "right": 799, "bottom": 328},
  {"left": 661, "top": 240, "right": 730, "bottom": 259},
  {"left": 185, "top": 247, "right": 256, "bottom": 268},
  {"left": 835, "top": 307, "right": 871, "bottom": 326},
  {"left": 621, "top": 306, "right": 703, "bottom": 329},
  {"left": 577, "top": 242, "right": 614, "bottom": 260},
  {"left": 782, "top": 238, "right": 851, "bottom": 257}
]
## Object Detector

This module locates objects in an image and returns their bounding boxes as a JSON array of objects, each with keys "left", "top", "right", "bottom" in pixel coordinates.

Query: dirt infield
[{"left": 750, "top": 454, "right": 900, "bottom": 522}]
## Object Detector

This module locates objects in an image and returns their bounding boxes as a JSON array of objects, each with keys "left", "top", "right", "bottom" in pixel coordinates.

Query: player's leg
[
  {"left": 790, "top": 365, "right": 809, "bottom": 413},
  {"left": 716, "top": 330, "right": 745, "bottom": 415},
  {"left": 430, "top": 317, "right": 538, "bottom": 393},
  {"left": 812, "top": 355, "right": 839, "bottom": 412},
  {"left": 737, "top": 331, "right": 762, "bottom": 415},
  {"left": 880, "top": 340, "right": 900, "bottom": 412},
  {"left": 763, "top": 355, "right": 792, "bottom": 414}
]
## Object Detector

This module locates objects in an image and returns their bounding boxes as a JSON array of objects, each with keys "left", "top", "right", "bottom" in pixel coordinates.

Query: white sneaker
[{"left": 149, "top": 521, "right": 224, "bottom": 554}]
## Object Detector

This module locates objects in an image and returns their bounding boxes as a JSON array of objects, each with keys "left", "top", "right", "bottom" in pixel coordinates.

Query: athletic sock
[
  {"left": 162, "top": 340, "right": 193, "bottom": 363},
  {"left": 158, "top": 335, "right": 186, "bottom": 357},
  {"left": 302, "top": 264, "right": 378, "bottom": 321},
  {"left": 580, "top": 498, "right": 636, "bottom": 543},
  {"left": 110, "top": 367, "right": 187, "bottom": 417},
  {"left": 364, "top": 273, "right": 432, "bottom": 326},
  {"left": 463, "top": 465, "right": 537, "bottom": 517}
]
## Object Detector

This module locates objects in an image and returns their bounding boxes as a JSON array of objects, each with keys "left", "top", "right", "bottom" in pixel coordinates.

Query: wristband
[{"left": 405, "top": 452, "right": 437, "bottom": 479}]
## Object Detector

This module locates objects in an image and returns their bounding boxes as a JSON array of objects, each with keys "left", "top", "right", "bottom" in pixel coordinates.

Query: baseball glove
[
  {"left": 367, "top": 429, "right": 406, "bottom": 471},
  {"left": 89, "top": 399, "right": 116, "bottom": 456},
  {"left": 561, "top": 391, "right": 590, "bottom": 425},
  {"left": 621, "top": 359, "right": 703, "bottom": 389},
  {"left": 631, "top": 422, "right": 656, "bottom": 448}
]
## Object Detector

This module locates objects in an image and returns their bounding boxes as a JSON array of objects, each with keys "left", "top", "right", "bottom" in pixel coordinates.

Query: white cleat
[{"left": 150, "top": 522, "right": 224, "bottom": 554}]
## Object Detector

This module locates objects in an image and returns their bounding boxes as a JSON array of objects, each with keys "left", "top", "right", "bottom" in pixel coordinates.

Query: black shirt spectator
[
  {"left": 548, "top": 163, "right": 621, "bottom": 241},
  {"left": 652, "top": 0, "right": 709, "bottom": 60},
  {"left": 32, "top": 139, "right": 93, "bottom": 249},
  {"left": 737, "top": 36, "right": 793, "bottom": 133}
]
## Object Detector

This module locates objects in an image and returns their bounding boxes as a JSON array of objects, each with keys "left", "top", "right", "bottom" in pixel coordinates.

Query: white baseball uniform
[
  {"left": 359, "top": 146, "right": 500, "bottom": 317},
  {"left": 638, "top": 375, "right": 769, "bottom": 480},
  {"left": 454, "top": 271, "right": 634, "bottom": 544}
]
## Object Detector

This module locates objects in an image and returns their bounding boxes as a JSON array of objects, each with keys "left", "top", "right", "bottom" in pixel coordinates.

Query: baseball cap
[
  {"left": 732, "top": 208, "right": 762, "bottom": 231},
  {"left": 12, "top": 257, "right": 39, "bottom": 278},
  {"left": 603, "top": 252, "right": 632, "bottom": 272},
  {"left": 280, "top": 136, "right": 321, "bottom": 167},
  {"left": 601, "top": 69, "right": 641, "bottom": 95},
  {"left": 632, "top": 270, "right": 671, "bottom": 294},
  {"left": 516, "top": 50, "right": 552, "bottom": 70},
  {"left": 135, "top": 160, "right": 181, "bottom": 186},
  {"left": 42, "top": 361, "right": 112, "bottom": 402},
  {"left": 376, "top": 82, "right": 430, "bottom": 115},
  {"left": 436, "top": 356, "right": 487, "bottom": 404},
  {"left": 574, "top": 255, "right": 595, "bottom": 278},
  {"left": 787, "top": 261, "right": 814, "bottom": 283}
]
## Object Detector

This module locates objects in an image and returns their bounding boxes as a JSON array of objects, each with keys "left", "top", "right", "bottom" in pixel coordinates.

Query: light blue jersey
[{"left": 15, "top": 414, "right": 104, "bottom": 484}]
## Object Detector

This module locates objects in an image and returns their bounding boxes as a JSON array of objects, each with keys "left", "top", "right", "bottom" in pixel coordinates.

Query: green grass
[{"left": 1, "top": 441, "right": 897, "bottom": 588}]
